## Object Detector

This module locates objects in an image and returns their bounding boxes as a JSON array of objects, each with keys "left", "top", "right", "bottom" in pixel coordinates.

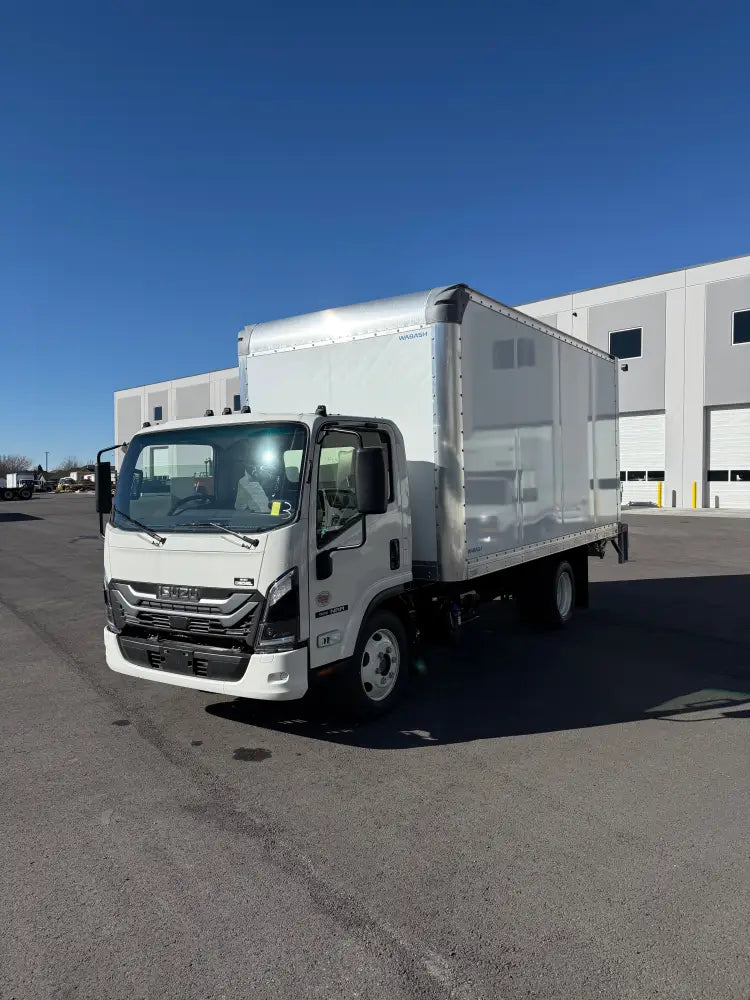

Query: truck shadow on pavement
[
  {"left": 0, "top": 512, "right": 43, "bottom": 523},
  {"left": 206, "top": 574, "right": 750, "bottom": 749}
]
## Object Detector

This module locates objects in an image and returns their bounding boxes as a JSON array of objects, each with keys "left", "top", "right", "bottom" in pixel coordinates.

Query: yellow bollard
[
  {"left": 691, "top": 482, "right": 697, "bottom": 509},
  {"left": 657, "top": 481, "right": 663, "bottom": 508}
]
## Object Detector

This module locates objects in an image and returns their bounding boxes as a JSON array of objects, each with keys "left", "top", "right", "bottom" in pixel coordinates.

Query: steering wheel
[{"left": 168, "top": 493, "right": 213, "bottom": 516}]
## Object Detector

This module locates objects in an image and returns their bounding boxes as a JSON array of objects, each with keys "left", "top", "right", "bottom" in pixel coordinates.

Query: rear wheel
[
  {"left": 332, "top": 609, "right": 409, "bottom": 720},
  {"left": 554, "top": 562, "right": 574, "bottom": 622},
  {"left": 518, "top": 558, "right": 576, "bottom": 629},
  {"left": 2, "top": 489, "right": 13, "bottom": 501},
  {"left": 18, "top": 487, "right": 32, "bottom": 500}
]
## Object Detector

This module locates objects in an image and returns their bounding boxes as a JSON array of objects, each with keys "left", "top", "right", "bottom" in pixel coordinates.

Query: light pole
[{"left": 45, "top": 451, "right": 49, "bottom": 474}]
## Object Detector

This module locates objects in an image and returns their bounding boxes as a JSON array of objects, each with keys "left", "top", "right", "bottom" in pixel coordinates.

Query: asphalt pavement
[{"left": 1, "top": 495, "right": 748, "bottom": 999}]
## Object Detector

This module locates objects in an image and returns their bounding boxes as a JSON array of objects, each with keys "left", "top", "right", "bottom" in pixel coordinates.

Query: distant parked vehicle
[
  {"left": 0, "top": 474, "right": 33, "bottom": 501},
  {"left": 57, "top": 476, "right": 94, "bottom": 493}
]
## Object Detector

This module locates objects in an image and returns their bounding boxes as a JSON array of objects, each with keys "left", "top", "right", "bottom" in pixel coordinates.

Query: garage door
[
  {"left": 619, "top": 412, "right": 665, "bottom": 506},
  {"left": 708, "top": 407, "right": 750, "bottom": 509}
]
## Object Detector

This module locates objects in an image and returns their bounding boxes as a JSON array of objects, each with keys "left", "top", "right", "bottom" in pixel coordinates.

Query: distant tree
[
  {"left": 59, "top": 456, "right": 81, "bottom": 472},
  {"left": 0, "top": 454, "right": 32, "bottom": 475}
]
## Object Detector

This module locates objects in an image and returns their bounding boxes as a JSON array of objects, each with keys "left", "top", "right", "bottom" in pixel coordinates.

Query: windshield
[{"left": 113, "top": 422, "right": 307, "bottom": 535}]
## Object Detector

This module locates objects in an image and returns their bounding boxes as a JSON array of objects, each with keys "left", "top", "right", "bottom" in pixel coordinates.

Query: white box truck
[
  {"left": 97, "top": 285, "right": 627, "bottom": 717},
  {"left": 1, "top": 473, "right": 34, "bottom": 500}
]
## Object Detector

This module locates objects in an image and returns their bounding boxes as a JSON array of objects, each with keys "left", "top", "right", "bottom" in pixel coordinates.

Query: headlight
[
  {"left": 103, "top": 579, "right": 120, "bottom": 631},
  {"left": 257, "top": 568, "right": 299, "bottom": 650},
  {"left": 104, "top": 579, "right": 113, "bottom": 622},
  {"left": 104, "top": 579, "right": 125, "bottom": 632}
]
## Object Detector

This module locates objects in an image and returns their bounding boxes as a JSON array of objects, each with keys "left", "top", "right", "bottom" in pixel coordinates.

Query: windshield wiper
[
  {"left": 113, "top": 506, "right": 166, "bottom": 546},
  {"left": 174, "top": 521, "right": 261, "bottom": 548},
  {"left": 206, "top": 521, "right": 259, "bottom": 549}
]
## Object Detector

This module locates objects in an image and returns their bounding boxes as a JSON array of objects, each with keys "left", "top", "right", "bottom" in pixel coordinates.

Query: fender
[{"left": 309, "top": 583, "right": 419, "bottom": 684}]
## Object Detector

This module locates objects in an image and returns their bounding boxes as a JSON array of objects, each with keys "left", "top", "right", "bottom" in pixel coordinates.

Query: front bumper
[{"left": 104, "top": 627, "right": 308, "bottom": 701}]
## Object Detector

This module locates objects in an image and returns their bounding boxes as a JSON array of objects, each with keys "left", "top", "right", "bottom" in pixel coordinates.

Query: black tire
[
  {"left": 2, "top": 489, "right": 13, "bottom": 501},
  {"left": 331, "top": 609, "right": 409, "bottom": 720},
  {"left": 19, "top": 488, "right": 32, "bottom": 501},
  {"left": 519, "top": 558, "right": 576, "bottom": 629}
]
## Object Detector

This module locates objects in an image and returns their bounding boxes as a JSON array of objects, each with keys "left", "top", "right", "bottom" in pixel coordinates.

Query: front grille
[
  {"left": 139, "top": 612, "right": 172, "bottom": 629},
  {"left": 108, "top": 579, "right": 263, "bottom": 647},
  {"left": 140, "top": 599, "right": 222, "bottom": 615},
  {"left": 187, "top": 618, "right": 213, "bottom": 633}
]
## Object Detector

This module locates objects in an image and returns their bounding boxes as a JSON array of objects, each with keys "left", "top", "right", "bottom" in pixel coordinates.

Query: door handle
[{"left": 390, "top": 538, "right": 400, "bottom": 570}]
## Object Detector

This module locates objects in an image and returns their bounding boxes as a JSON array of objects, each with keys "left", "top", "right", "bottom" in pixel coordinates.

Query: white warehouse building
[
  {"left": 114, "top": 253, "right": 750, "bottom": 509},
  {"left": 114, "top": 367, "right": 241, "bottom": 470}
]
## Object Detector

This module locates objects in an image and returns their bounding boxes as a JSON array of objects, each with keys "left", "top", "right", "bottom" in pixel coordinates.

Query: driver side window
[
  {"left": 131, "top": 442, "right": 214, "bottom": 521},
  {"left": 316, "top": 430, "right": 361, "bottom": 546}
]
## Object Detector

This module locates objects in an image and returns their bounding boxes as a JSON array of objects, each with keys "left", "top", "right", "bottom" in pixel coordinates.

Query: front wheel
[
  {"left": 333, "top": 610, "right": 409, "bottom": 720},
  {"left": 18, "top": 487, "right": 32, "bottom": 500}
]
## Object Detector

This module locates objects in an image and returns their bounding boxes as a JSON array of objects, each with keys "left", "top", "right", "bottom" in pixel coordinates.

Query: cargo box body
[
  {"left": 5, "top": 473, "right": 34, "bottom": 489},
  {"left": 238, "top": 285, "right": 619, "bottom": 583}
]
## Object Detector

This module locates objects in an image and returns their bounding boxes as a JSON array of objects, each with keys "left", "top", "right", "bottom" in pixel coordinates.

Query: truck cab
[{"left": 101, "top": 409, "right": 412, "bottom": 715}]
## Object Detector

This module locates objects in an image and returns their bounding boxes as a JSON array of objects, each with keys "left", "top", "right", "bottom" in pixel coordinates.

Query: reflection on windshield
[{"left": 113, "top": 422, "right": 307, "bottom": 535}]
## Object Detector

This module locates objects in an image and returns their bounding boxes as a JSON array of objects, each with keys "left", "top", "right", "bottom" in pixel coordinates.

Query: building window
[
  {"left": 732, "top": 309, "right": 750, "bottom": 345},
  {"left": 517, "top": 337, "right": 536, "bottom": 368},
  {"left": 731, "top": 470, "right": 750, "bottom": 481},
  {"left": 647, "top": 471, "right": 665, "bottom": 481},
  {"left": 627, "top": 471, "right": 647, "bottom": 481},
  {"left": 707, "top": 470, "right": 729, "bottom": 481},
  {"left": 609, "top": 328, "right": 642, "bottom": 359},
  {"left": 233, "top": 394, "right": 241, "bottom": 412},
  {"left": 153, "top": 406, "right": 163, "bottom": 421},
  {"left": 492, "top": 339, "right": 515, "bottom": 369}
]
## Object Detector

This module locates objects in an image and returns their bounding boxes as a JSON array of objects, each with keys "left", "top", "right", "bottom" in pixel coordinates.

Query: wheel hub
[
  {"left": 376, "top": 652, "right": 392, "bottom": 676},
  {"left": 360, "top": 628, "right": 400, "bottom": 702}
]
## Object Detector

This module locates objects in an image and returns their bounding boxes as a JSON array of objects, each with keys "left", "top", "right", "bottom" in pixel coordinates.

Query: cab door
[{"left": 308, "top": 425, "right": 405, "bottom": 669}]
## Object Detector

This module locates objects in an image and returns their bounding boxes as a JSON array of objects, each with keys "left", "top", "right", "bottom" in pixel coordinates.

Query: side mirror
[
  {"left": 355, "top": 447, "right": 388, "bottom": 515},
  {"left": 130, "top": 469, "right": 143, "bottom": 500},
  {"left": 96, "top": 462, "right": 113, "bottom": 514}
]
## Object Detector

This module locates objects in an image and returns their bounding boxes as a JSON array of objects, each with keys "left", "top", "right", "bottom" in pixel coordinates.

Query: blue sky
[{"left": 2, "top": 0, "right": 749, "bottom": 467}]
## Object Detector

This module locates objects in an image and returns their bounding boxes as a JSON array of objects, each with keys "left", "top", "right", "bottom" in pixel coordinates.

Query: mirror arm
[{"left": 96, "top": 444, "right": 122, "bottom": 462}]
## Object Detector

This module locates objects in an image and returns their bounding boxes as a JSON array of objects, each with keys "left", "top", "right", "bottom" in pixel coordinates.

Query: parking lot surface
[{"left": 1, "top": 495, "right": 748, "bottom": 999}]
